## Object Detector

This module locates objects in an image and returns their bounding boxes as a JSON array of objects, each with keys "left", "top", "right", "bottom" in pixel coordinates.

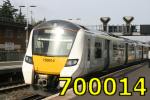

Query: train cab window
[
  {"left": 95, "top": 42, "right": 102, "bottom": 58},
  {"left": 32, "top": 28, "right": 77, "bottom": 56}
]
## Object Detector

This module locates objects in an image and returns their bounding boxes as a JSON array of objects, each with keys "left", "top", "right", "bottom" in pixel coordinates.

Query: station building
[{"left": 0, "top": 17, "right": 32, "bottom": 61}]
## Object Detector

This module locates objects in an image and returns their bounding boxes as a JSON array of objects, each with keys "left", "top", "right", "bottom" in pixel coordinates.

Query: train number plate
[{"left": 43, "top": 58, "right": 55, "bottom": 62}]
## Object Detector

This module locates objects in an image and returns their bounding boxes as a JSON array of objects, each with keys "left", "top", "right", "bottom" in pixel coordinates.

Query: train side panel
[
  {"left": 127, "top": 43, "right": 136, "bottom": 63},
  {"left": 89, "top": 36, "right": 105, "bottom": 72},
  {"left": 60, "top": 29, "right": 85, "bottom": 77},
  {"left": 109, "top": 40, "right": 126, "bottom": 68},
  {"left": 135, "top": 45, "right": 143, "bottom": 61}
]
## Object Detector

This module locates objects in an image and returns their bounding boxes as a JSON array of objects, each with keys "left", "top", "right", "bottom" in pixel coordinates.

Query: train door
[
  {"left": 142, "top": 46, "right": 143, "bottom": 59},
  {"left": 104, "top": 40, "right": 110, "bottom": 70},
  {"left": 143, "top": 47, "right": 149, "bottom": 59},
  {"left": 86, "top": 39, "right": 91, "bottom": 71},
  {"left": 125, "top": 43, "right": 128, "bottom": 64},
  {"left": 109, "top": 41, "right": 113, "bottom": 68},
  {"left": 90, "top": 37, "right": 104, "bottom": 72},
  {"left": 128, "top": 43, "right": 136, "bottom": 63}
]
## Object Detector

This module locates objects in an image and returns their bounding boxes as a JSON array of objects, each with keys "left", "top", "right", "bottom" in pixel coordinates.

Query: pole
[
  {"left": 26, "top": 4, "right": 36, "bottom": 49},
  {"left": 25, "top": 0, "right": 29, "bottom": 49},
  {"left": 30, "top": 11, "right": 32, "bottom": 24}
]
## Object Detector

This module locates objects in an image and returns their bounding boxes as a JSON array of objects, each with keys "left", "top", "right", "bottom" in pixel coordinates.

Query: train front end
[{"left": 22, "top": 20, "right": 84, "bottom": 89}]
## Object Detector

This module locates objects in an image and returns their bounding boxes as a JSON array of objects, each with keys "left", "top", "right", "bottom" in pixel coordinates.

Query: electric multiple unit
[{"left": 22, "top": 20, "right": 149, "bottom": 88}]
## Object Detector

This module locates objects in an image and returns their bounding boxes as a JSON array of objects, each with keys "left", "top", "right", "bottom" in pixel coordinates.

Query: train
[{"left": 22, "top": 20, "right": 150, "bottom": 89}]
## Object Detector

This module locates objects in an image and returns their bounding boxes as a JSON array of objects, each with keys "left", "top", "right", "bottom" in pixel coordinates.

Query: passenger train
[{"left": 22, "top": 20, "right": 149, "bottom": 89}]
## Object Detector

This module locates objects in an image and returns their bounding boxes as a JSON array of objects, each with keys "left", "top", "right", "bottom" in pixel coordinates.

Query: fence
[{"left": 0, "top": 51, "right": 25, "bottom": 61}]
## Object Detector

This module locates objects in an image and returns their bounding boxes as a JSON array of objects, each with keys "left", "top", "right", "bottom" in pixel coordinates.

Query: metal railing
[
  {"left": 86, "top": 25, "right": 140, "bottom": 35},
  {"left": 0, "top": 51, "right": 25, "bottom": 61},
  {"left": 86, "top": 25, "right": 104, "bottom": 31}
]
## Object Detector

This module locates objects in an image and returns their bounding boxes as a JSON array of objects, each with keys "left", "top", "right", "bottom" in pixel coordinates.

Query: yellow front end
[{"left": 33, "top": 55, "right": 68, "bottom": 75}]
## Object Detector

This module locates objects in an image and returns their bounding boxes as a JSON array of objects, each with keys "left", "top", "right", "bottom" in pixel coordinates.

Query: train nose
[{"left": 33, "top": 55, "right": 68, "bottom": 75}]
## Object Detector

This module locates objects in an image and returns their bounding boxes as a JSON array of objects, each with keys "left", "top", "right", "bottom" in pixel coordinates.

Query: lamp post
[
  {"left": 19, "top": 6, "right": 25, "bottom": 12},
  {"left": 19, "top": 5, "right": 36, "bottom": 49},
  {"left": 26, "top": 5, "right": 36, "bottom": 49}
]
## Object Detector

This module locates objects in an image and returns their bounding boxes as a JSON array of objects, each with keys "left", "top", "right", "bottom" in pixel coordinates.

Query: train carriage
[
  {"left": 143, "top": 44, "right": 149, "bottom": 59},
  {"left": 22, "top": 20, "right": 150, "bottom": 89},
  {"left": 135, "top": 42, "right": 143, "bottom": 61}
]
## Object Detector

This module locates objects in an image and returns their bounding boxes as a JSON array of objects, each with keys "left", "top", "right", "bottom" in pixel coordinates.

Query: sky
[{"left": 0, "top": 0, "right": 150, "bottom": 25}]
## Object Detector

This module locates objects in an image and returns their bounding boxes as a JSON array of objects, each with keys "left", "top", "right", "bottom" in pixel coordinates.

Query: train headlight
[
  {"left": 25, "top": 56, "right": 33, "bottom": 64},
  {"left": 65, "top": 59, "right": 78, "bottom": 67}
]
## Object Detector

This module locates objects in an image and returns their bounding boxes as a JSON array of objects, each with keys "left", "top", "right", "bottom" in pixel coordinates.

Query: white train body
[{"left": 22, "top": 20, "right": 149, "bottom": 88}]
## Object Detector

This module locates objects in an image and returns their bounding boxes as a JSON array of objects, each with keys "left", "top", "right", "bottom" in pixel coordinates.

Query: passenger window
[
  {"left": 131, "top": 45, "right": 135, "bottom": 54},
  {"left": 113, "top": 44, "right": 117, "bottom": 50},
  {"left": 95, "top": 42, "right": 102, "bottom": 58},
  {"left": 139, "top": 46, "right": 142, "bottom": 55},
  {"left": 118, "top": 44, "right": 125, "bottom": 56},
  {"left": 113, "top": 44, "right": 118, "bottom": 56},
  {"left": 143, "top": 47, "right": 147, "bottom": 54}
]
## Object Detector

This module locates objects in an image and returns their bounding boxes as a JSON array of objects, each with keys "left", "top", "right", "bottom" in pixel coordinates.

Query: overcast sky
[{"left": 0, "top": 0, "right": 150, "bottom": 25}]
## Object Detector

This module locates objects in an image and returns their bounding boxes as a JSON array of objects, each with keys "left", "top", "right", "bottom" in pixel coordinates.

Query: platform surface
[
  {"left": 0, "top": 61, "right": 22, "bottom": 74},
  {"left": 45, "top": 62, "right": 150, "bottom": 100},
  {"left": 72, "top": 63, "right": 150, "bottom": 100}
]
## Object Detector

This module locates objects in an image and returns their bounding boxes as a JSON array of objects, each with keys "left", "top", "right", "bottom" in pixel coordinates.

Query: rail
[
  {"left": 0, "top": 84, "right": 29, "bottom": 93},
  {"left": 44, "top": 61, "right": 146, "bottom": 100},
  {"left": 21, "top": 94, "right": 46, "bottom": 100}
]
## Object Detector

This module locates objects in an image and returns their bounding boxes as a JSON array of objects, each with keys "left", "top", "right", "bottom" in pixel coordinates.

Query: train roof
[
  {"left": 34, "top": 20, "right": 150, "bottom": 46},
  {"left": 34, "top": 20, "right": 81, "bottom": 32},
  {"left": 84, "top": 26, "right": 149, "bottom": 45}
]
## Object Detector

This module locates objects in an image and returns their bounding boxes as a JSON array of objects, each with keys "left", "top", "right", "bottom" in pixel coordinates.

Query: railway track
[
  {"left": 44, "top": 62, "right": 147, "bottom": 100},
  {"left": 0, "top": 84, "right": 29, "bottom": 93},
  {"left": 0, "top": 62, "right": 147, "bottom": 100},
  {"left": 0, "top": 70, "right": 24, "bottom": 88},
  {"left": 21, "top": 94, "right": 46, "bottom": 100},
  {"left": 0, "top": 84, "right": 47, "bottom": 100},
  {"left": 0, "top": 80, "right": 24, "bottom": 88}
]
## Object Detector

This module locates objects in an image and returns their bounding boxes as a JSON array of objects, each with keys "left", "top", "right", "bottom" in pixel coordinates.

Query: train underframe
[{"left": 32, "top": 73, "right": 60, "bottom": 91}]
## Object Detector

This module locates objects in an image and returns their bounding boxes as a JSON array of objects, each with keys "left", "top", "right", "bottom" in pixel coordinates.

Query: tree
[
  {"left": 0, "top": 0, "right": 26, "bottom": 23},
  {"left": 33, "top": 17, "right": 46, "bottom": 26},
  {"left": 0, "top": 0, "right": 18, "bottom": 20},
  {"left": 15, "top": 8, "right": 26, "bottom": 23}
]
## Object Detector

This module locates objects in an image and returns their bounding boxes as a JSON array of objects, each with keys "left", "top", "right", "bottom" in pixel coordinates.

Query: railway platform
[
  {"left": 0, "top": 61, "right": 23, "bottom": 87},
  {"left": 0, "top": 61, "right": 22, "bottom": 74},
  {"left": 44, "top": 62, "right": 150, "bottom": 100},
  {"left": 0, "top": 61, "right": 22, "bottom": 66}
]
